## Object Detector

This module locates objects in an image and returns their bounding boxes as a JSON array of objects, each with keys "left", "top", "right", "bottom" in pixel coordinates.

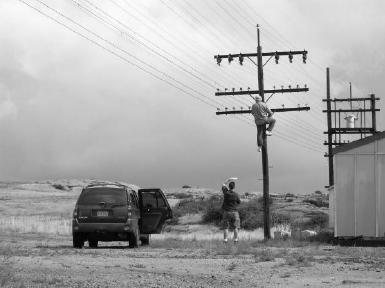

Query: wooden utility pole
[
  {"left": 257, "top": 25, "right": 270, "bottom": 240},
  {"left": 214, "top": 25, "right": 310, "bottom": 240},
  {"left": 326, "top": 68, "right": 334, "bottom": 187}
]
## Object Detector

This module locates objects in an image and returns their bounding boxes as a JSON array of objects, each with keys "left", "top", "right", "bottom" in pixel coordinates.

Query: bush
[
  {"left": 202, "top": 197, "right": 268, "bottom": 230},
  {"left": 170, "top": 196, "right": 222, "bottom": 225},
  {"left": 308, "top": 229, "right": 334, "bottom": 243},
  {"left": 238, "top": 198, "right": 264, "bottom": 230},
  {"left": 52, "top": 184, "right": 66, "bottom": 191},
  {"left": 176, "top": 193, "right": 193, "bottom": 199},
  {"left": 306, "top": 212, "right": 329, "bottom": 229},
  {"left": 201, "top": 198, "right": 223, "bottom": 226},
  {"left": 303, "top": 198, "right": 328, "bottom": 208},
  {"left": 182, "top": 185, "right": 191, "bottom": 189},
  {"left": 271, "top": 212, "right": 291, "bottom": 226}
]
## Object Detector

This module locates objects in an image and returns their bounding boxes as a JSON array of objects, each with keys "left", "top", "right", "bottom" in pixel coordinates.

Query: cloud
[
  {"left": 0, "top": 85, "right": 17, "bottom": 119},
  {"left": 0, "top": 0, "right": 383, "bottom": 194}
]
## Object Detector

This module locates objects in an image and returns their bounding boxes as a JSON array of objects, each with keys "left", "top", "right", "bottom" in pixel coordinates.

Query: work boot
[{"left": 265, "top": 131, "right": 273, "bottom": 136}]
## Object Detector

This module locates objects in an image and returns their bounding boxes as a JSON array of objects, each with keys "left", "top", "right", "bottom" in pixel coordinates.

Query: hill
[{"left": 0, "top": 180, "right": 329, "bottom": 239}]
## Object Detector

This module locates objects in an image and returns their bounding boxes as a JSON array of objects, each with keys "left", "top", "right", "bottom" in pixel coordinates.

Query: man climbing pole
[{"left": 251, "top": 95, "right": 276, "bottom": 152}]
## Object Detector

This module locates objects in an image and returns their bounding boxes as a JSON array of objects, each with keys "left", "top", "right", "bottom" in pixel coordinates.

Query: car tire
[
  {"left": 89, "top": 240, "right": 98, "bottom": 248},
  {"left": 73, "top": 233, "right": 84, "bottom": 249},
  {"left": 128, "top": 228, "right": 139, "bottom": 248},
  {"left": 140, "top": 234, "right": 150, "bottom": 246}
]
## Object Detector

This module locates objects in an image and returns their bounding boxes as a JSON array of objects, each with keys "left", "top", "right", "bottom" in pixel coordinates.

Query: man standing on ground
[
  {"left": 251, "top": 95, "right": 276, "bottom": 152},
  {"left": 222, "top": 179, "right": 241, "bottom": 243}
]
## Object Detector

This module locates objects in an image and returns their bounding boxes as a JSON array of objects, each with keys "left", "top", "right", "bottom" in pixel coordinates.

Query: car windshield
[{"left": 78, "top": 187, "right": 126, "bottom": 204}]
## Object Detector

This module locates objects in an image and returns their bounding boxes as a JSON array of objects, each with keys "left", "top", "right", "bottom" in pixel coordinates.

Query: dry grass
[
  {"left": 0, "top": 250, "right": 26, "bottom": 288},
  {"left": 0, "top": 216, "right": 71, "bottom": 235}
]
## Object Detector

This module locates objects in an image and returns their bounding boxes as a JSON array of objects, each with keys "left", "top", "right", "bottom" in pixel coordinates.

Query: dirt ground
[{"left": 2, "top": 232, "right": 385, "bottom": 288}]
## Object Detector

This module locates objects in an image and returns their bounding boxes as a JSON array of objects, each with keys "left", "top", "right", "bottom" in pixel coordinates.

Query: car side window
[
  {"left": 142, "top": 192, "right": 157, "bottom": 208},
  {"left": 142, "top": 191, "right": 167, "bottom": 208},
  {"left": 129, "top": 191, "right": 139, "bottom": 208},
  {"left": 157, "top": 195, "right": 167, "bottom": 208}
]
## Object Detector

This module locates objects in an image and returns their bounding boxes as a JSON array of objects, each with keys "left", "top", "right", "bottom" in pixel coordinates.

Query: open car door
[{"left": 138, "top": 188, "right": 173, "bottom": 234}]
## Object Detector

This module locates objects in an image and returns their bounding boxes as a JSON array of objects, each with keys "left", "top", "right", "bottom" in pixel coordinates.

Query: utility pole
[
  {"left": 326, "top": 68, "right": 333, "bottom": 187},
  {"left": 214, "top": 25, "right": 310, "bottom": 240},
  {"left": 323, "top": 67, "right": 380, "bottom": 188}
]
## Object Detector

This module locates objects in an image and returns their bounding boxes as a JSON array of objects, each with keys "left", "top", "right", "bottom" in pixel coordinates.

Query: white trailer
[{"left": 331, "top": 132, "right": 385, "bottom": 238}]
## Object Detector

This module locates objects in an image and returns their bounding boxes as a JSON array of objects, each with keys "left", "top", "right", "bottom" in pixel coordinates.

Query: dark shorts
[{"left": 222, "top": 211, "right": 240, "bottom": 230}]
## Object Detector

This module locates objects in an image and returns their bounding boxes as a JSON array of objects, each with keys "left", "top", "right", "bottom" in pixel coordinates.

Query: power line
[
  {"left": 19, "top": 0, "right": 325, "bottom": 153},
  {"left": 17, "top": 0, "right": 219, "bottom": 109},
  {"left": 88, "top": 1, "right": 324, "bottom": 148},
  {"left": 71, "top": 0, "right": 257, "bottom": 115}
]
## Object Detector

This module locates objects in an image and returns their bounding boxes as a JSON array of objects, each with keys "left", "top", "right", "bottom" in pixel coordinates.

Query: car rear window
[{"left": 78, "top": 188, "right": 127, "bottom": 204}]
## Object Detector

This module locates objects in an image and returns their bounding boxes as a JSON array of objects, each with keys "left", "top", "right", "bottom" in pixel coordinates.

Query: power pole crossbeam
[
  {"left": 216, "top": 107, "right": 310, "bottom": 115},
  {"left": 214, "top": 50, "right": 307, "bottom": 60},
  {"left": 215, "top": 88, "right": 308, "bottom": 96},
  {"left": 322, "top": 109, "right": 380, "bottom": 113},
  {"left": 322, "top": 97, "right": 380, "bottom": 102}
]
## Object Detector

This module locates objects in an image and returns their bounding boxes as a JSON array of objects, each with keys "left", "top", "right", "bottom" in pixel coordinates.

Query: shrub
[
  {"left": 271, "top": 212, "right": 291, "bottom": 226},
  {"left": 303, "top": 198, "right": 328, "bottom": 208},
  {"left": 171, "top": 196, "right": 222, "bottom": 225},
  {"left": 306, "top": 212, "right": 329, "bottom": 229},
  {"left": 182, "top": 185, "right": 191, "bottom": 189},
  {"left": 52, "top": 184, "right": 66, "bottom": 191},
  {"left": 291, "top": 211, "right": 329, "bottom": 230},
  {"left": 238, "top": 199, "right": 264, "bottom": 230},
  {"left": 308, "top": 229, "right": 334, "bottom": 243},
  {"left": 176, "top": 193, "right": 193, "bottom": 199},
  {"left": 201, "top": 204, "right": 222, "bottom": 226},
  {"left": 202, "top": 197, "right": 268, "bottom": 230}
]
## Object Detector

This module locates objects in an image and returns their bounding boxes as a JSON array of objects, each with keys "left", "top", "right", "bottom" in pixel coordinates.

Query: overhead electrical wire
[
  {"left": 214, "top": 0, "right": 327, "bottom": 125},
  {"left": 112, "top": 0, "right": 255, "bottom": 101},
  {"left": 152, "top": 0, "right": 325, "bottom": 148},
  {"left": 224, "top": 0, "right": 327, "bottom": 103},
  {"left": 142, "top": 2, "right": 326, "bottom": 143},
  {"left": 18, "top": 0, "right": 324, "bottom": 153},
  {"left": 70, "top": 0, "right": 256, "bottom": 116},
  {"left": 171, "top": 2, "right": 324, "bottom": 136}
]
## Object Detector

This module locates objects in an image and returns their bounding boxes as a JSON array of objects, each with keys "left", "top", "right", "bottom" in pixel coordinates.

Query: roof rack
[{"left": 86, "top": 181, "right": 127, "bottom": 188}]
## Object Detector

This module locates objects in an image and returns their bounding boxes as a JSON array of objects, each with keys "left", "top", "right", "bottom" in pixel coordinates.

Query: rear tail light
[
  {"left": 127, "top": 204, "right": 132, "bottom": 217},
  {"left": 73, "top": 205, "right": 79, "bottom": 218}
]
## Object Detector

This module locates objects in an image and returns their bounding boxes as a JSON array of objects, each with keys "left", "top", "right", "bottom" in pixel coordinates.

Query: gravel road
[{"left": 2, "top": 233, "right": 385, "bottom": 287}]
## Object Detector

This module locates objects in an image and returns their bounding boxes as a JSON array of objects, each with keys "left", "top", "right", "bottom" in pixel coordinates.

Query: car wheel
[
  {"left": 73, "top": 233, "right": 84, "bottom": 249},
  {"left": 140, "top": 234, "right": 150, "bottom": 246},
  {"left": 128, "top": 228, "right": 139, "bottom": 248},
  {"left": 89, "top": 240, "right": 98, "bottom": 248}
]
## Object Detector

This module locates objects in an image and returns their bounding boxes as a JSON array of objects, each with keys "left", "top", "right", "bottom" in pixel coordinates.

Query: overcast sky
[{"left": 1, "top": 0, "right": 384, "bottom": 193}]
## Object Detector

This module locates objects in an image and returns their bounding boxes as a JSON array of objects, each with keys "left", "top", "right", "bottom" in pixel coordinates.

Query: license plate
[{"left": 96, "top": 210, "right": 109, "bottom": 217}]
